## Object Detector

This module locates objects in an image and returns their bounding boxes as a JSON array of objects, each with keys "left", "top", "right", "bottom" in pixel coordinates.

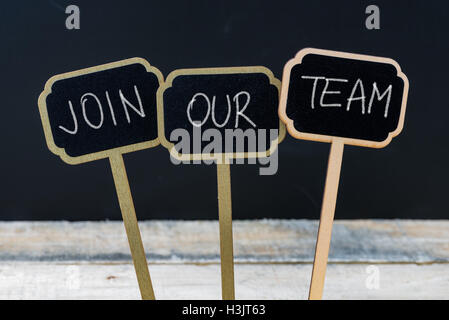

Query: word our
[
  {"left": 187, "top": 91, "right": 256, "bottom": 128},
  {"left": 301, "top": 76, "right": 392, "bottom": 118}
]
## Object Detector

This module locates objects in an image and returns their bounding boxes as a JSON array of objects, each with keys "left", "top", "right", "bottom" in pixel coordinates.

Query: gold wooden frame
[
  {"left": 157, "top": 66, "right": 286, "bottom": 161},
  {"left": 38, "top": 58, "right": 163, "bottom": 164}
]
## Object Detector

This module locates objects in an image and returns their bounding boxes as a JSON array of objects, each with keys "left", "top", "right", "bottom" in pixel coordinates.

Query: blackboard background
[{"left": 1, "top": 1, "right": 447, "bottom": 220}]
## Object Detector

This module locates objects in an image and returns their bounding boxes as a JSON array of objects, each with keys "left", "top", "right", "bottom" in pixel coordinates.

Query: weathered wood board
[{"left": 1, "top": 220, "right": 448, "bottom": 263}]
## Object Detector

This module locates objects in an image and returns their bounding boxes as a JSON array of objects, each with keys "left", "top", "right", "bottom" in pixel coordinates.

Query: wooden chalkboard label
[
  {"left": 157, "top": 67, "right": 285, "bottom": 161},
  {"left": 279, "top": 48, "right": 409, "bottom": 300},
  {"left": 38, "top": 58, "right": 163, "bottom": 164},
  {"left": 279, "top": 48, "right": 409, "bottom": 148},
  {"left": 38, "top": 58, "right": 164, "bottom": 300},
  {"left": 157, "top": 66, "right": 285, "bottom": 300}
]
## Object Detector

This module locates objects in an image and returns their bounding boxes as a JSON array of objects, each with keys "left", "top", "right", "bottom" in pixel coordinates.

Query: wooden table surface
[{"left": 0, "top": 219, "right": 448, "bottom": 299}]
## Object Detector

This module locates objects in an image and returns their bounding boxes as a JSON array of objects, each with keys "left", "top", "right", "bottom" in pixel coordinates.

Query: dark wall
[{"left": 1, "top": 1, "right": 447, "bottom": 220}]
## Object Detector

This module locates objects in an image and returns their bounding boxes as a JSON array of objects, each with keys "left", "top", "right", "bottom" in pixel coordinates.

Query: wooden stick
[
  {"left": 216, "top": 162, "right": 235, "bottom": 300},
  {"left": 309, "top": 139, "right": 344, "bottom": 300},
  {"left": 109, "top": 153, "right": 155, "bottom": 300}
]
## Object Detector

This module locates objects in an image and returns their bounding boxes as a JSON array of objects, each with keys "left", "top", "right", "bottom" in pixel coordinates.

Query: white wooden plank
[{"left": 0, "top": 262, "right": 447, "bottom": 299}]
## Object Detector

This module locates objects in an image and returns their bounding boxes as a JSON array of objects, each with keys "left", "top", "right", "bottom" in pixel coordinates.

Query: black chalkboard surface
[
  {"left": 38, "top": 58, "right": 163, "bottom": 164},
  {"left": 279, "top": 48, "right": 409, "bottom": 148},
  {"left": 157, "top": 67, "right": 285, "bottom": 160}
]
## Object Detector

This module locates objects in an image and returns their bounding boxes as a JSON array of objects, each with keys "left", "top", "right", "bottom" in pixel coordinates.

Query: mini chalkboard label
[
  {"left": 157, "top": 66, "right": 285, "bottom": 300},
  {"left": 279, "top": 48, "right": 409, "bottom": 300},
  {"left": 279, "top": 48, "right": 409, "bottom": 148},
  {"left": 157, "top": 67, "right": 285, "bottom": 160},
  {"left": 38, "top": 58, "right": 163, "bottom": 300},
  {"left": 38, "top": 58, "right": 163, "bottom": 164}
]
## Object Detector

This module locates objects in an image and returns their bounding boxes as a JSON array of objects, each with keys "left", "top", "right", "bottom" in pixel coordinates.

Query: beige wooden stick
[
  {"left": 216, "top": 162, "right": 235, "bottom": 300},
  {"left": 109, "top": 153, "right": 155, "bottom": 300},
  {"left": 309, "top": 139, "right": 344, "bottom": 300}
]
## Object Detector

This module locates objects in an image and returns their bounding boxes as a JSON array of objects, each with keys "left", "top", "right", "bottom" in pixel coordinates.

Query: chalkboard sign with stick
[
  {"left": 279, "top": 48, "right": 409, "bottom": 300},
  {"left": 158, "top": 67, "right": 285, "bottom": 299},
  {"left": 38, "top": 58, "right": 163, "bottom": 300}
]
